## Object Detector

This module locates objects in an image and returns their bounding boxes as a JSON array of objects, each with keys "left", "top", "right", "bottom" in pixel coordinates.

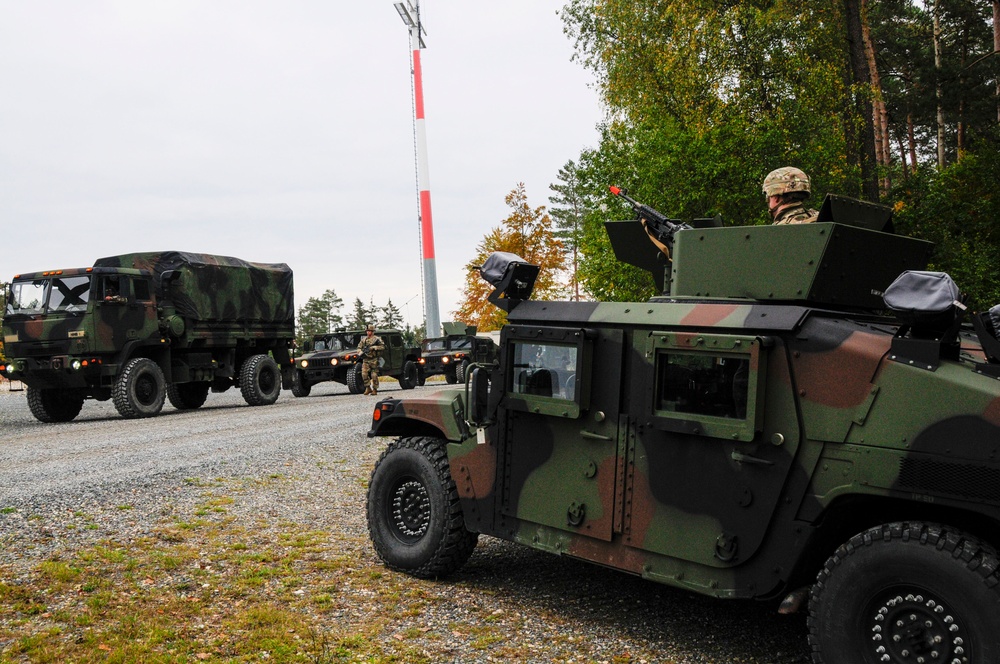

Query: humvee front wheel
[
  {"left": 808, "top": 522, "right": 1000, "bottom": 664},
  {"left": 398, "top": 360, "right": 418, "bottom": 390},
  {"left": 26, "top": 387, "right": 84, "bottom": 423},
  {"left": 456, "top": 359, "right": 471, "bottom": 384},
  {"left": 367, "top": 436, "right": 478, "bottom": 579},
  {"left": 445, "top": 367, "right": 458, "bottom": 384},
  {"left": 291, "top": 370, "right": 311, "bottom": 397},
  {"left": 166, "top": 382, "right": 210, "bottom": 410},
  {"left": 113, "top": 358, "right": 166, "bottom": 418},
  {"left": 347, "top": 364, "right": 364, "bottom": 394},
  {"left": 239, "top": 354, "right": 281, "bottom": 406}
]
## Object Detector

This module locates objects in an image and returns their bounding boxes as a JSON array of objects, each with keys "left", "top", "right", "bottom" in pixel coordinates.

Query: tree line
[
  {"left": 456, "top": 1, "right": 1000, "bottom": 324},
  {"left": 295, "top": 290, "right": 423, "bottom": 349}
]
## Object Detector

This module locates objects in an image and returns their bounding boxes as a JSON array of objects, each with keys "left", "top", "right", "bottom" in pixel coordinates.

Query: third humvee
[
  {"left": 363, "top": 194, "right": 1000, "bottom": 664},
  {"left": 418, "top": 322, "right": 498, "bottom": 385}
]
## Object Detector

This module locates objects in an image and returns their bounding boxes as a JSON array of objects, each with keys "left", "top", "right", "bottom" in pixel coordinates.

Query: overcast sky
[{"left": 0, "top": 1, "right": 603, "bottom": 331}]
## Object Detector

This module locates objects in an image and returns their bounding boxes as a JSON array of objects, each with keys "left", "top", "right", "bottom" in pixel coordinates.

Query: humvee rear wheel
[
  {"left": 240, "top": 354, "right": 281, "bottom": 406},
  {"left": 113, "top": 358, "right": 166, "bottom": 418},
  {"left": 26, "top": 387, "right": 84, "bottom": 423},
  {"left": 166, "top": 382, "right": 210, "bottom": 410},
  {"left": 291, "top": 370, "right": 311, "bottom": 397},
  {"left": 398, "top": 360, "right": 418, "bottom": 390},
  {"left": 367, "top": 436, "right": 478, "bottom": 579},
  {"left": 347, "top": 364, "right": 364, "bottom": 394},
  {"left": 808, "top": 522, "right": 1000, "bottom": 664}
]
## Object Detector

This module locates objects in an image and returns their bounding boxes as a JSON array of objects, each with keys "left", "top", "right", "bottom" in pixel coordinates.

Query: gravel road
[{"left": 0, "top": 381, "right": 812, "bottom": 663}]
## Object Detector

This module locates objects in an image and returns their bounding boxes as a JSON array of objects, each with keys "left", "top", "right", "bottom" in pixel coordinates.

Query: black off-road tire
[
  {"left": 113, "top": 358, "right": 166, "bottom": 418},
  {"left": 445, "top": 367, "right": 458, "bottom": 384},
  {"left": 166, "top": 382, "right": 210, "bottom": 410},
  {"left": 456, "top": 359, "right": 471, "bottom": 384},
  {"left": 398, "top": 360, "right": 418, "bottom": 390},
  {"left": 291, "top": 371, "right": 311, "bottom": 398},
  {"left": 26, "top": 387, "right": 84, "bottom": 423},
  {"left": 367, "top": 436, "right": 478, "bottom": 579},
  {"left": 239, "top": 354, "right": 281, "bottom": 406},
  {"left": 808, "top": 521, "right": 1000, "bottom": 664},
  {"left": 347, "top": 364, "right": 364, "bottom": 394}
]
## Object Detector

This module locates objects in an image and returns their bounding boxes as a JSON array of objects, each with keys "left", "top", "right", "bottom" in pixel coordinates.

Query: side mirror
[{"left": 466, "top": 365, "right": 493, "bottom": 427}]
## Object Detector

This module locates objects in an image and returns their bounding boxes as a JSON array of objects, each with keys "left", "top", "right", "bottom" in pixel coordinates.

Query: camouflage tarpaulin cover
[{"left": 93, "top": 251, "right": 294, "bottom": 323}]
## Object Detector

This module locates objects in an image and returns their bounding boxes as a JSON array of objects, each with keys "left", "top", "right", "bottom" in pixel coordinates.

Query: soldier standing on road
[
  {"left": 358, "top": 325, "right": 385, "bottom": 396},
  {"left": 763, "top": 167, "right": 819, "bottom": 225}
]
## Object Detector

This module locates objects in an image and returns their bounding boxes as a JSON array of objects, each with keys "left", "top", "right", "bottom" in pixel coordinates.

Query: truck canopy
[{"left": 93, "top": 251, "right": 294, "bottom": 323}]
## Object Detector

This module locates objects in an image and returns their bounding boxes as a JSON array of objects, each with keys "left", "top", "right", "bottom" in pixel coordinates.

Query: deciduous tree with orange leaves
[{"left": 454, "top": 184, "right": 567, "bottom": 331}]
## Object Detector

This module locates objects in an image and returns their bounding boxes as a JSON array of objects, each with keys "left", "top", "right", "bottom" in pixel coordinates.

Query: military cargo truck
[
  {"left": 291, "top": 328, "right": 420, "bottom": 396},
  {"left": 418, "top": 322, "right": 499, "bottom": 385},
  {"left": 2, "top": 251, "right": 295, "bottom": 421},
  {"left": 364, "top": 195, "right": 1000, "bottom": 664}
]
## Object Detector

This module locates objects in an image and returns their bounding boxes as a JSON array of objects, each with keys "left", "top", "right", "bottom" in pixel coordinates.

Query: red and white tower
[{"left": 394, "top": 1, "right": 441, "bottom": 338}]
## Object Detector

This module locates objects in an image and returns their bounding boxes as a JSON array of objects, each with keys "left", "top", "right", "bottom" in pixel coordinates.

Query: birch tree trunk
[{"left": 933, "top": 0, "right": 946, "bottom": 169}]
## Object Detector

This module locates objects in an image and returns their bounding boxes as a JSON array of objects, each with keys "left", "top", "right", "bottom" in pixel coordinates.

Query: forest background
[{"left": 450, "top": 0, "right": 1000, "bottom": 331}]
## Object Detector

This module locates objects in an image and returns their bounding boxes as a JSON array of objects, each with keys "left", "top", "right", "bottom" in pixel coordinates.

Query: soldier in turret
[
  {"left": 358, "top": 324, "right": 385, "bottom": 395},
  {"left": 762, "top": 167, "right": 819, "bottom": 225}
]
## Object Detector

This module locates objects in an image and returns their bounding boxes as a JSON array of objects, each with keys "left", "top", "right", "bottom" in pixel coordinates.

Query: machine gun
[{"left": 609, "top": 186, "right": 692, "bottom": 257}]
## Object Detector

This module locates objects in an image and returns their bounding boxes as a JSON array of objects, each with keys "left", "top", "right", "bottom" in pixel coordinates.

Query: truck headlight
[
  {"left": 331, "top": 358, "right": 339, "bottom": 366},
  {"left": 71, "top": 360, "right": 82, "bottom": 370},
  {"left": 300, "top": 359, "right": 309, "bottom": 368},
  {"left": 442, "top": 356, "right": 450, "bottom": 364}
]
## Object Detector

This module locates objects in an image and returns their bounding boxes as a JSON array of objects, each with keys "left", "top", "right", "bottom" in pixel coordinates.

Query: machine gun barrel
[{"left": 609, "top": 186, "right": 691, "bottom": 255}]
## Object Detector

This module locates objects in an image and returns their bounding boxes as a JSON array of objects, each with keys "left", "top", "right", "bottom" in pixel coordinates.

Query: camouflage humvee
[
  {"left": 364, "top": 195, "right": 1000, "bottom": 664},
  {"left": 2, "top": 251, "right": 295, "bottom": 421},
  {"left": 418, "top": 322, "right": 498, "bottom": 385},
  {"left": 291, "top": 328, "right": 420, "bottom": 396}
]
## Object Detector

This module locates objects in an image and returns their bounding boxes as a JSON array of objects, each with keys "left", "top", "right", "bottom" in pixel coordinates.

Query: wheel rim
[
  {"left": 388, "top": 478, "right": 431, "bottom": 544},
  {"left": 867, "top": 588, "right": 970, "bottom": 664},
  {"left": 135, "top": 373, "right": 158, "bottom": 406},
  {"left": 259, "top": 366, "right": 276, "bottom": 394}
]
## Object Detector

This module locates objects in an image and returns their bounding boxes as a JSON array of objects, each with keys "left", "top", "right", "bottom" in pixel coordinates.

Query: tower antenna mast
[{"left": 394, "top": 0, "right": 441, "bottom": 338}]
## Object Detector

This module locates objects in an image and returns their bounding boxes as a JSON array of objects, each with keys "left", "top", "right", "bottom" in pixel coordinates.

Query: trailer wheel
[
  {"left": 367, "top": 436, "right": 478, "bottom": 579},
  {"left": 113, "top": 358, "right": 166, "bottom": 418},
  {"left": 26, "top": 387, "right": 84, "bottom": 423},
  {"left": 239, "top": 354, "right": 281, "bottom": 406},
  {"left": 347, "top": 364, "right": 364, "bottom": 394},
  {"left": 291, "top": 370, "right": 311, "bottom": 397},
  {"left": 166, "top": 382, "right": 210, "bottom": 410},
  {"left": 398, "top": 360, "right": 418, "bottom": 390},
  {"left": 808, "top": 521, "right": 1000, "bottom": 664}
]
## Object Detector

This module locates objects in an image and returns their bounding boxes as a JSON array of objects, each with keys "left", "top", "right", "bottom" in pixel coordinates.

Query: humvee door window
[
  {"left": 656, "top": 353, "right": 749, "bottom": 419},
  {"left": 645, "top": 333, "right": 764, "bottom": 442},
  {"left": 512, "top": 342, "right": 578, "bottom": 401}
]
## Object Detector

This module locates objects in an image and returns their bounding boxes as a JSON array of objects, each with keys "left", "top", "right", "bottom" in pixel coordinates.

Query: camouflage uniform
[
  {"left": 763, "top": 166, "right": 819, "bottom": 225},
  {"left": 358, "top": 329, "right": 385, "bottom": 395}
]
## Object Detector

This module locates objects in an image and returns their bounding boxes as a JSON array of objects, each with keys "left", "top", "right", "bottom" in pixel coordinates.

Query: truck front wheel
[
  {"left": 808, "top": 521, "right": 1000, "bottom": 664},
  {"left": 166, "top": 382, "right": 210, "bottom": 410},
  {"left": 26, "top": 387, "right": 84, "bottom": 423},
  {"left": 113, "top": 358, "right": 166, "bottom": 418},
  {"left": 239, "top": 354, "right": 281, "bottom": 406},
  {"left": 367, "top": 436, "right": 478, "bottom": 579}
]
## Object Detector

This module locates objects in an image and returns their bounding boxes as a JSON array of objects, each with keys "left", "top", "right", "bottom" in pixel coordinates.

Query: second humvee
[
  {"left": 418, "top": 322, "right": 498, "bottom": 385},
  {"left": 291, "top": 328, "right": 420, "bottom": 396},
  {"left": 363, "top": 195, "right": 1000, "bottom": 664}
]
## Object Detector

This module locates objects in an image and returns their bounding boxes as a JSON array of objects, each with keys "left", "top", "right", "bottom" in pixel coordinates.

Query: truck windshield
[{"left": 8, "top": 276, "right": 91, "bottom": 314}]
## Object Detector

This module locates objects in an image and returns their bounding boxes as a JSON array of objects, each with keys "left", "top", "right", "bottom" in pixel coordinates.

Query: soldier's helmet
[
  {"left": 762, "top": 167, "right": 812, "bottom": 198},
  {"left": 366, "top": 324, "right": 375, "bottom": 332}
]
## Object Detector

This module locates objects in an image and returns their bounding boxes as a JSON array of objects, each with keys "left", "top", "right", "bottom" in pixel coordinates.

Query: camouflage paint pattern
[{"left": 368, "top": 223, "right": 1000, "bottom": 604}]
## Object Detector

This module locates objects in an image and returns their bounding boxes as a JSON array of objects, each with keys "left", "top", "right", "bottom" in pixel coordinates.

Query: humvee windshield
[
  {"left": 313, "top": 334, "right": 355, "bottom": 352},
  {"left": 8, "top": 276, "right": 91, "bottom": 314},
  {"left": 451, "top": 337, "right": 472, "bottom": 350},
  {"left": 423, "top": 339, "right": 447, "bottom": 351}
]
